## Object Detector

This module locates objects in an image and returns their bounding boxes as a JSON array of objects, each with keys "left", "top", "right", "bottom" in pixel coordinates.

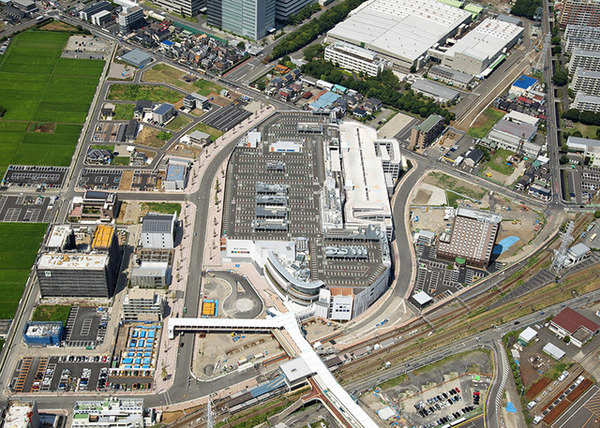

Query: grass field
[
  {"left": 467, "top": 107, "right": 505, "bottom": 139},
  {"left": 193, "top": 78, "right": 224, "bottom": 96},
  {"left": 112, "top": 156, "right": 130, "bottom": 165},
  {"left": 143, "top": 63, "right": 197, "bottom": 93},
  {"left": 191, "top": 123, "right": 223, "bottom": 141},
  {"left": 142, "top": 202, "right": 181, "bottom": 215},
  {"left": 107, "top": 84, "right": 183, "bottom": 103},
  {"left": 113, "top": 104, "right": 135, "bottom": 120},
  {"left": 32, "top": 305, "right": 72, "bottom": 326},
  {"left": 165, "top": 114, "right": 192, "bottom": 131},
  {"left": 483, "top": 148, "right": 515, "bottom": 176},
  {"left": 425, "top": 172, "right": 486, "bottom": 201},
  {"left": 0, "top": 30, "right": 104, "bottom": 178},
  {"left": 0, "top": 223, "right": 47, "bottom": 320}
]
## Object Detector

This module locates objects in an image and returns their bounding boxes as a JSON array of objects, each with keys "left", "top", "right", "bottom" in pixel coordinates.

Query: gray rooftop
[
  {"left": 573, "top": 48, "right": 600, "bottom": 59},
  {"left": 412, "top": 79, "right": 460, "bottom": 101},
  {"left": 491, "top": 119, "right": 537, "bottom": 139},
  {"left": 429, "top": 65, "right": 474, "bottom": 85},
  {"left": 569, "top": 243, "right": 591, "bottom": 258},
  {"left": 121, "top": 49, "right": 151, "bottom": 65},
  {"left": 142, "top": 213, "right": 176, "bottom": 234}
]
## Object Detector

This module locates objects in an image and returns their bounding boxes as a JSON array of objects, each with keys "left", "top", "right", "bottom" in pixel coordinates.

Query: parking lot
[
  {"left": 413, "top": 246, "right": 488, "bottom": 302},
  {"left": 2, "top": 165, "right": 68, "bottom": 189},
  {"left": 11, "top": 355, "right": 111, "bottom": 394},
  {"left": 131, "top": 170, "right": 159, "bottom": 191},
  {"left": 62, "top": 306, "right": 108, "bottom": 348},
  {"left": 201, "top": 101, "right": 252, "bottom": 132},
  {"left": 0, "top": 195, "right": 57, "bottom": 222},
  {"left": 78, "top": 168, "right": 123, "bottom": 190}
]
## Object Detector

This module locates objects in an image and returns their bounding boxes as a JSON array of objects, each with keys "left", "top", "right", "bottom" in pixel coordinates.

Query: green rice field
[
  {"left": 0, "top": 30, "right": 104, "bottom": 178},
  {"left": 0, "top": 223, "right": 47, "bottom": 320}
]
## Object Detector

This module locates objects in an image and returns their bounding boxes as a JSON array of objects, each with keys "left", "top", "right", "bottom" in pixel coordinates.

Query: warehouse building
[
  {"left": 411, "top": 79, "right": 460, "bottom": 103},
  {"left": 410, "top": 114, "right": 445, "bottom": 148},
  {"left": 327, "top": 0, "right": 472, "bottom": 70},
  {"left": 428, "top": 65, "right": 474, "bottom": 89},
  {"left": 36, "top": 225, "right": 120, "bottom": 298},
  {"left": 486, "top": 119, "right": 540, "bottom": 157},
  {"left": 569, "top": 48, "right": 600, "bottom": 73},
  {"left": 572, "top": 91, "right": 600, "bottom": 112},
  {"left": 23, "top": 321, "right": 63, "bottom": 347},
  {"left": 570, "top": 67, "right": 600, "bottom": 95},
  {"left": 324, "top": 41, "right": 386, "bottom": 77},
  {"left": 122, "top": 288, "right": 165, "bottom": 321},
  {"left": 120, "top": 49, "right": 151, "bottom": 68},
  {"left": 559, "top": 0, "right": 600, "bottom": 28},
  {"left": 140, "top": 213, "right": 177, "bottom": 249},
  {"left": 440, "top": 18, "right": 523, "bottom": 76},
  {"left": 550, "top": 307, "right": 599, "bottom": 347},
  {"left": 436, "top": 207, "right": 501, "bottom": 268},
  {"left": 79, "top": 1, "right": 112, "bottom": 20}
]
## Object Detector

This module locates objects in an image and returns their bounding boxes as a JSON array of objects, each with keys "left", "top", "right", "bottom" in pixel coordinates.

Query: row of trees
[
  {"left": 563, "top": 108, "right": 600, "bottom": 127},
  {"left": 270, "top": 0, "right": 366, "bottom": 60},
  {"left": 287, "top": 3, "right": 322, "bottom": 26},
  {"left": 301, "top": 59, "right": 455, "bottom": 123}
]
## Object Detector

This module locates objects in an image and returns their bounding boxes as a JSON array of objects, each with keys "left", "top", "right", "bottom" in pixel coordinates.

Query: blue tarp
[
  {"left": 123, "top": 358, "right": 133, "bottom": 364},
  {"left": 506, "top": 402, "right": 517, "bottom": 413},
  {"left": 493, "top": 236, "right": 520, "bottom": 254}
]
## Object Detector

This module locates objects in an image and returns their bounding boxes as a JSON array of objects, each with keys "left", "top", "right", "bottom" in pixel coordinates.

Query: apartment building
[
  {"left": 324, "top": 41, "right": 386, "bottom": 77},
  {"left": 559, "top": 0, "right": 600, "bottom": 28},
  {"left": 572, "top": 91, "right": 600, "bottom": 111},
  {"left": 569, "top": 48, "right": 600, "bottom": 73},
  {"left": 570, "top": 67, "right": 600, "bottom": 95}
]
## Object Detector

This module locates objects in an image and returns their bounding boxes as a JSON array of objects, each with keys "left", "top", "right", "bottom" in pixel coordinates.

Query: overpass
[{"left": 168, "top": 313, "right": 378, "bottom": 427}]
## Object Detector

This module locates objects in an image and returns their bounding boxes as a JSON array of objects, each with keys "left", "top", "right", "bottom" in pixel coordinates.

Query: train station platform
[{"left": 167, "top": 313, "right": 377, "bottom": 427}]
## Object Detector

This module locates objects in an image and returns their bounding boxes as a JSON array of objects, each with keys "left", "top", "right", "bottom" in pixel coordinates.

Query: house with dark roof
[
  {"left": 464, "top": 149, "right": 484, "bottom": 168},
  {"left": 140, "top": 213, "right": 178, "bottom": 249},
  {"left": 364, "top": 97, "right": 383, "bottom": 112},
  {"left": 134, "top": 100, "right": 153, "bottom": 120},
  {"left": 86, "top": 149, "right": 112, "bottom": 165},
  {"left": 353, "top": 107, "right": 367, "bottom": 118},
  {"left": 125, "top": 119, "right": 139, "bottom": 142},
  {"left": 550, "top": 307, "right": 599, "bottom": 347}
]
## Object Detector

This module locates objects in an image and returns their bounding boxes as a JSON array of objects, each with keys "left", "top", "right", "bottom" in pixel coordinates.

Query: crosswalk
[{"left": 495, "top": 339, "right": 510, "bottom": 414}]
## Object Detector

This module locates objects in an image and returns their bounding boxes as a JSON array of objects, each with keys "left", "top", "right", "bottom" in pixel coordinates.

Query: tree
[
  {"left": 237, "top": 41, "right": 245, "bottom": 50},
  {"left": 563, "top": 108, "right": 580, "bottom": 122},
  {"left": 594, "top": 210, "right": 600, "bottom": 218},
  {"left": 560, "top": 154, "right": 570, "bottom": 165},
  {"left": 161, "top": 366, "right": 168, "bottom": 381},
  {"left": 303, "top": 44, "right": 324, "bottom": 61},
  {"left": 551, "top": 35, "right": 561, "bottom": 45},
  {"left": 256, "top": 80, "right": 267, "bottom": 91},
  {"left": 552, "top": 45, "right": 562, "bottom": 56},
  {"left": 552, "top": 70, "right": 568, "bottom": 86},
  {"left": 511, "top": 0, "right": 542, "bottom": 19},
  {"left": 572, "top": 130, "right": 582, "bottom": 137}
]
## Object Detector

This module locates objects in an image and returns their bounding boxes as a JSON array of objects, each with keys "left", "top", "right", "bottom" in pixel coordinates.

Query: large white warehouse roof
[{"left": 327, "top": 0, "right": 471, "bottom": 66}]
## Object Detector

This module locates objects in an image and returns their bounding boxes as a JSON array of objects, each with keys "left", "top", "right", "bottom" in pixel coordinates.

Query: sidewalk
[{"left": 154, "top": 201, "right": 197, "bottom": 394}]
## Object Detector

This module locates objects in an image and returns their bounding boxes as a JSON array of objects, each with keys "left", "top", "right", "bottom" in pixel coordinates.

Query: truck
[{"left": 591, "top": 233, "right": 597, "bottom": 242}]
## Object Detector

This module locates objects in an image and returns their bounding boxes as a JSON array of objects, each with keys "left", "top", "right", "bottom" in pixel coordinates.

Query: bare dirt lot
[{"left": 136, "top": 127, "right": 168, "bottom": 149}]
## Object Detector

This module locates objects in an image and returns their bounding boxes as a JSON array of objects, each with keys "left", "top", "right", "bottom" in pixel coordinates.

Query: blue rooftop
[
  {"left": 310, "top": 91, "right": 340, "bottom": 110},
  {"left": 512, "top": 75, "right": 537, "bottom": 90},
  {"left": 162, "top": 40, "right": 173, "bottom": 47}
]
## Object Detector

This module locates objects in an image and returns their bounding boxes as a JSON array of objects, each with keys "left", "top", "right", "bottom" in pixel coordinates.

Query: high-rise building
[
  {"left": 559, "top": 0, "right": 600, "bottom": 28},
  {"left": 207, "top": 0, "right": 275, "bottom": 40},
  {"left": 571, "top": 67, "right": 600, "bottom": 95},
  {"left": 275, "top": 0, "right": 314, "bottom": 22},
  {"left": 118, "top": 5, "right": 144, "bottom": 33},
  {"left": 153, "top": 0, "right": 204, "bottom": 17},
  {"left": 36, "top": 225, "right": 120, "bottom": 298},
  {"left": 569, "top": 48, "right": 600, "bottom": 73}
]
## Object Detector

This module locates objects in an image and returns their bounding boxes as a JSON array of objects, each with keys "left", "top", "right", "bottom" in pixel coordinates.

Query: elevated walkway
[{"left": 167, "top": 313, "right": 377, "bottom": 427}]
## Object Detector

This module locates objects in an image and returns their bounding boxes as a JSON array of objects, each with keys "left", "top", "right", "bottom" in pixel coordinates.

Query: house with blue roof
[{"left": 509, "top": 75, "right": 538, "bottom": 97}]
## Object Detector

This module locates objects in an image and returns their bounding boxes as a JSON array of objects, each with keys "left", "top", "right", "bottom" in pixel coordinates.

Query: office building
[
  {"left": 122, "top": 288, "right": 165, "bottom": 321},
  {"left": 571, "top": 67, "right": 600, "bottom": 95},
  {"left": 11, "top": 0, "right": 36, "bottom": 12},
  {"left": 559, "top": 0, "right": 600, "bottom": 28},
  {"left": 153, "top": 0, "right": 204, "bottom": 17},
  {"left": 436, "top": 207, "right": 501, "bottom": 267},
  {"left": 68, "top": 191, "right": 118, "bottom": 223},
  {"left": 188, "top": 130, "right": 211, "bottom": 146},
  {"left": 152, "top": 103, "right": 176, "bottom": 125},
  {"left": 164, "top": 158, "right": 189, "bottom": 191},
  {"left": 327, "top": 0, "right": 471, "bottom": 70},
  {"left": 569, "top": 48, "right": 600, "bottom": 73},
  {"left": 275, "top": 0, "right": 315, "bottom": 21},
  {"left": 72, "top": 398, "right": 146, "bottom": 428},
  {"left": 572, "top": 91, "right": 600, "bottom": 112},
  {"left": 487, "top": 119, "right": 540, "bottom": 157},
  {"left": 141, "top": 213, "right": 177, "bottom": 249},
  {"left": 3, "top": 400, "right": 39, "bottom": 428},
  {"left": 208, "top": 0, "right": 275, "bottom": 40},
  {"left": 80, "top": 1, "right": 111, "bottom": 20},
  {"left": 36, "top": 225, "right": 120, "bottom": 298},
  {"left": 91, "top": 10, "right": 113, "bottom": 26},
  {"left": 118, "top": 5, "right": 144, "bottom": 33},
  {"left": 130, "top": 262, "right": 171, "bottom": 288},
  {"left": 410, "top": 114, "right": 445, "bottom": 148},
  {"left": 324, "top": 41, "right": 386, "bottom": 77},
  {"left": 183, "top": 93, "right": 210, "bottom": 110},
  {"left": 441, "top": 18, "right": 523, "bottom": 76}
]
